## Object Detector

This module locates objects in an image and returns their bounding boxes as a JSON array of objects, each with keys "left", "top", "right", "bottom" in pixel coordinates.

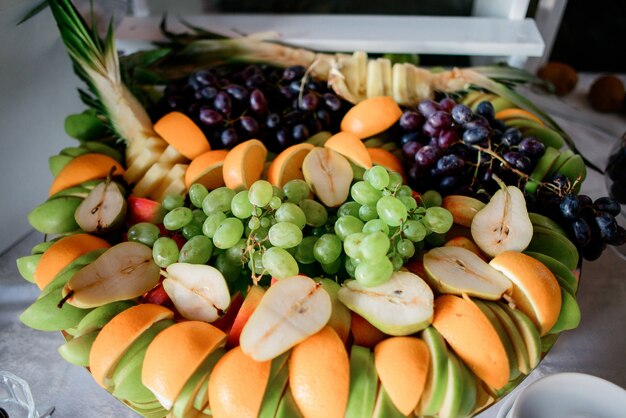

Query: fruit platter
[{"left": 16, "top": 1, "right": 626, "bottom": 418}]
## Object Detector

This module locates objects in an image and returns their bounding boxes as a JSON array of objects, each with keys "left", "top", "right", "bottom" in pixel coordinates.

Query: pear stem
[{"left": 57, "top": 290, "right": 74, "bottom": 309}]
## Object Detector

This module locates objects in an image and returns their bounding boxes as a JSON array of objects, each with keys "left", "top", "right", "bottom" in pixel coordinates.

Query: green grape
[
  {"left": 252, "top": 226, "right": 269, "bottom": 242},
  {"left": 231, "top": 191, "right": 254, "bottom": 219},
  {"left": 192, "top": 209, "right": 207, "bottom": 227},
  {"left": 360, "top": 231, "right": 391, "bottom": 259},
  {"left": 396, "top": 185, "right": 412, "bottom": 197},
  {"left": 262, "top": 247, "right": 299, "bottom": 279},
  {"left": 272, "top": 185, "right": 285, "bottom": 199},
  {"left": 215, "top": 252, "right": 242, "bottom": 284},
  {"left": 396, "top": 238, "right": 415, "bottom": 258},
  {"left": 421, "top": 190, "right": 442, "bottom": 208},
  {"left": 283, "top": 179, "right": 310, "bottom": 203},
  {"left": 163, "top": 207, "right": 193, "bottom": 231},
  {"left": 178, "top": 235, "right": 213, "bottom": 264},
  {"left": 152, "top": 237, "right": 179, "bottom": 268},
  {"left": 248, "top": 216, "right": 260, "bottom": 230},
  {"left": 188, "top": 184, "right": 209, "bottom": 208},
  {"left": 162, "top": 194, "right": 185, "bottom": 211},
  {"left": 351, "top": 162, "right": 366, "bottom": 181},
  {"left": 376, "top": 196, "right": 408, "bottom": 227},
  {"left": 182, "top": 223, "right": 203, "bottom": 239},
  {"left": 364, "top": 165, "right": 390, "bottom": 190},
  {"left": 311, "top": 226, "right": 328, "bottom": 237},
  {"left": 269, "top": 196, "right": 282, "bottom": 210},
  {"left": 345, "top": 256, "right": 357, "bottom": 277},
  {"left": 358, "top": 204, "right": 378, "bottom": 222},
  {"left": 402, "top": 220, "right": 427, "bottom": 242},
  {"left": 260, "top": 216, "right": 271, "bottom": 228},
  {"left": 390, "top": 253, "right": 404, "bottom": 270},
  {"left": 398, "top": 195, "right": 418, "bottom": 211},
  {"left": 425, "top": 232, "right": 447, "bottom": 247},
  {"left": 249, "top": 180, "right": 273, "bottom": 207},
  {"left": 202, "top": 211, "right": 227, "bottom": 238},
  {"left": 226, "top": 238, "right": 248, "bottom": 263},
  {"left": 388, "top": 171, "right": 403, "bottom": 190},
  {"left": 299, "top": 199, "right": 328, "bottom": 227},
  {"left": 355, "top": 257, "right": 393, "bottom": 287},
  {"left": 423, "top": 207, "right": 453, "bottom": 234},
  {"left": 321, "top": 256, "right": 342, "bottom": 275},
  {"left": 294, "top": 236, "right": 319, "bottom": 264},
  {"left": 343, "top": 232, "right": 366, "bottom": 259},
  {"left": 254, "top": 207, "right": 263, "bottom": 216},
  {"left": 202, "top": 187, "right": 235, "bottom": 215},
  {"left": 247, "top": 251, "right": 265, "bottom": 275},
  {"left": 334, "top": 215, "right": 364, "bottom": 240},
  {"left": 275, "top": 202, "right": 306, "bottom": 229},
  {"left": 213, "top": 218, "right": 244, "bottom": 249},
  {"left": 363, "top": 219, "right": 389, "bottom": 235},
  {"left": 351, "top": 181, "right": 382, "bottom": 206},
  {"left": 338, "top": 201, "right": 362, "bottom": 218},
  {"left": 313, "top": 233, "right": 343, "bottom": 264},
  {"left": 268, "top": 222, "right": 303, "bottom": 248},
  {"left": 127, "top": 222, "right": 160, "bottom": 247}
]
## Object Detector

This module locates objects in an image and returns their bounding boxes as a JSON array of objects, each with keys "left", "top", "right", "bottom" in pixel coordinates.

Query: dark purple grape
[
  {"left": 436, "top": 154, "right": 465, "bottom": 175},
  {"left": 606, "top": 225, "right": 626, "bottom": 246},
  {"left": 402, "top": 141, "right": 422, "bottom": 159},
  {"left": 400, "top": 111, "right": 423, "bottom": 131},
  {"left": 451, "top": 104, "right": 473, "bottom": 124},
  {"left": 582, "top": 238, "right": 606, "bottom": 261},
  {"left": 266, "top": 113, "right": 281, "bottom": 129},
  {"left": 571, "top": 218, "right": 592, "bottom": 246},
  {"left": 415, "top": 145, "right": 440, "bottom": 167},
  {"left": 221, "top": 128, "right": 239, "bottom": 147},
  {"left": 422, "top": 121, "right": 440, "bottom": 138},
  {"left": 578, "top": 194, "right": 593, "bottom": 209},
  {"left": 595, "top": 212, "right": 618, "bottom": 241},
  {"left": 490, "top": 119, "right": 506, "bottom": 132},
  {"left": 282, "top": 65, "right": 305, "bottom": 81},
  {"left": 163, "top": 85, "right": 181, "bottom": 97},
  {"left": 503, "top": 151, "right": 532, "bottom": 172},
  {"left": 292, "top": 124, "right": 310, "bottom": 141},
  {"left": 400, "top": 131, "right": 420, "bottom": 145},
  {"left": 418, "top": 100, "right": 441, "bottom": 118},
  {"left": 245, "top": 73, "right": 266, "bottom": 88},
  {"left": 198, "top": 107, "right": 224, "bottom": 126},
  {"left": 462, "top": 126, "right": 490, "bottom": 145},
  {"left": 276, "top": 128, "right": 293, "bottom": 148},
  {"left": 242, "top": 65, "right": 261, "bottom": 78},
  {"left": 476, "top": 101, "right": 495, "bottom": 120},
  {"left": 214, "top": 91, "right": 232, "bottom": 115},
  {"left": 547, "top": 173, "right": 571, "bottom": 190},
  {"left": 239, "top": 116, "right": 259, "bottom": 135},
  {"left": 279, "top": 85, "right": 294, "bottom": 100},
  {"left": 439, "top": 175, "right": 460, "bottom": 191},
  {"left": 289, "top": 80, "right": 303, "bottom": 94},
  {"left": 166, "top": 96, "right": 185, "bottom": 110},
  {"left": 225, "top": 84, "right": 249, "bottom": 101},
  {"left": 299, "top": 92, "right": 320, "bottom": 111},
  {"left": 323, "top": 93, "right": 342, "bottom": 112},
  {"left": 593, "top": 197, "right": 621, "bottom": 216},
  {"left": 560, "top": 194, "right": 580, "bottom": 220},
  {"left": 439, "top": 97, "right": 457, "bottom": 112},
  {"left": 610, "top": 179, "right": 626, "bottom": 203},
  {"left": 501, "top": 128, "right": 523, "bottom": 147},
  {"left": 249, "top": 89, "right": 268, "bottom": 114},
  {"left": 193, "top": 70, "right": 217, "bottom": 87},
  {"left": 427, "top": 111, "right": 453, "bottom": 130},
  {"left": 471, "top": 115, "right": 490, "bottom": 128},
  {"left": 306, "top": 117, "right": 322, "bottom": 135},
  {"left": 316, "top": 109, "right": 331, "bottom": 126},
  {"left": 199, "top": 86, "right": 218, "bottom": 100},
  {"left": 518, "top": 137, "right": 545, "bottom": 158},
  {"left": 437, "top": 129, "right": 459, "bottom": 149}
]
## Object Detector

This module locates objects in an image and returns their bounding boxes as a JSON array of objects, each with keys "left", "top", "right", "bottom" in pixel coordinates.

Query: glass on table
[{"left": 0, "top": 371, "right": 38, "bottom": 418}]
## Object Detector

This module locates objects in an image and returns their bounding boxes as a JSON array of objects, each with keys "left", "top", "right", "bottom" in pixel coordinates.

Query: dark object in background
[
  {"left": 537, "top": 62, "right": 578, "bottom": 96},
  {"left": 587, "top": 75, "right": 625, "bottom": 113}
]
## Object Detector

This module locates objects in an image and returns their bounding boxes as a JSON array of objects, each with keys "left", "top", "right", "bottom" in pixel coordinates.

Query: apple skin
[
  {"left": 444, "top": 236, "right": 486, "bottom": 261},
  {"left": 442, "top": 195, "right": 485, "bottom": 227},
  {"left": 212, "top": 291, "right": 244, "bottom": 334},
  {"left": 317, "top": 278, "right": 352, "bottom": 344},
  {"left": 226, "top": 286, "right": 265, "bottom": 349},
  {"left": 126, "top": 196, "right": 166, "bottom": 226},
  {"left": 350, "top": 313, "right": 388, "bottom": 348}
]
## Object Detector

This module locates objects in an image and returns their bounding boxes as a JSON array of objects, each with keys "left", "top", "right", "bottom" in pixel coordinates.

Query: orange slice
[
  {"left": 49, "top": 154, "right": 124, "bottom": 196},
  {"left": 185, "top": 149, "right": 229, "bottom": 189},
  {"left": 289, "top": 326, "right": 350, "bottom": 418},
  {"left": 340, "top": 96, "right": 402, "bottom": 138},
  {"left": 374, "top": 336, "right": 430, "bottom": 415},
  {"left": 34, "top": 233, "right": 110, "bottom": 290},
  {"left": 90, "top": 304, "right": 174, "bottom": 389},
  {"left": 432, "top": 295, "right": 509, "bottom": 390},
  {"left": 153, "top": 111, "right": 211, "bottom": 159},
  {"left": 222, "top": 139, "right": 268, "bottom": 190},
  {"left": 266, "top": 143, "right": 314, "bottom": 188},
  {"left": 142, "top": 321, "right": 226, "bottom": 410},
  {"left": 324, "top": 131, "right": 373, "bottom": 169},
  {"left": 494, "top": 108, "right": 544, "bottom": 125},
  {"left": 208, "top": 346, "right": 271, "bottom": 418},
  {"left": 367, "top": 147, "right": 406, "bottom": 180}
]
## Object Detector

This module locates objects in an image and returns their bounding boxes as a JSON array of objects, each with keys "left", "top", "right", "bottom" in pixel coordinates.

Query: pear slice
[
  {"left": 162, "top": 263, "right": 231, "bottom": 323},
  {"left": 61, "top": 242, "right": 161, "bottom": 309},
  {"left": 470, "top": 184, "right": 533, "bottom": 257},
  {"left": 337, "top": 270, "right": 434, "bottom": 336},
  {"left": 240, "top": 276, "right": 332, "bottom": 361},
  {"left": 302, "top": 147, "right": 353, "bottom": 207},
  {"left": 423, "top": 246, "right": 512, "bottom": 300},
  {"left": 74, "top": 180, "right": 127, "bottom": 233}
]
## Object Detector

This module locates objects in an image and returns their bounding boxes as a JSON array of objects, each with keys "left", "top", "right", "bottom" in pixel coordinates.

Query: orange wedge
[
  {"left": 208, "top": 346, "right": 271, "bottom": 418},
  {"left": 374, "top": 336, "right": 430, "bottom": 415},
  {"left": 489, "top": 251, "right": 561, "bottom": 335},
  {"left": 340, "top": 96, "right": 402, "bottom": 138},
  {"left": 432, "top": 295, "right": 509, "bottom": 390},
  {"left": 494, "top": 108, "right": 544, "bottom": 125},
  {"left": 142, "top": 321, "right": 226, "bottom": 410},
  {"left": 222, "top": 139, "right": 268, "bottom": 191},
  {"left": 185, "top": 149, "right": 229, "bottom": 189},
  {"left": 289, "top": 326, "right": 350, "bottom": 418},
  {"left": 367, "top": 147, "right": 406, "bottom": 180},
  {"left": 34, "top": 233, "right": 110, "bottom": 290},
  {"left": 324, "top": 131, "right": 373, "bottom": 169},
  {"left": 266, "top": 143, "right": 314, "bottom": 188},
  {"left": 90, "top": 304, "right": 174, "bottom": 389},
  {"left": 49, "top": 154, "right": 124, "bottom": 196},
  {"left": 153, "top": 111, "right": 211, "bottom": 159}
]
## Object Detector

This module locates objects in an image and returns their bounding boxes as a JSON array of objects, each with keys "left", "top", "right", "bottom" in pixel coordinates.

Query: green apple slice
[
  {"left": 527, "top": 213, "right": 567, "bottom": 237},
  {"left": 192, "top": 376, "right": 210, "bottom": 413},
  {"left": 415, "top": 326, "right": 449, "bottom": 416},
  {"left": 275, "top": 387, "right": 304, "bottom": 418},
  {"left": 66, "top": 300, "right": 136, "bottom": 337},
  {"left": 437, "top": 352, "right": 465, "bottom": 418},
  {"left": 338, "top": 270, "right": 434, "bottom": 336},
  {"left": 372, "top": 385, "right": 405, "bottom": 418},
  {"left": 19, "top": 285, "right": 91, "bottom": 331},
  {"left": 456, "top": 358, "right": 478, "bottom": 418},
  {"left": 345, "top": 345, "right": 377, "bottom": 418},
  {"left": 30, "top": 238, "right": 60, "bottom": 255},
  {"left": 172, "top": 348, "right": 225, "bottom": 418},
  {"left": 526, "top": 225, "right": 579, "bottom": 271},
  {"left": 485, "top": 302, "right": 531, "bottom": 375},
  {"left": 58, "top": 330, "right": 99, "bottom": 366},
  {"left": 498, "top": 302, "right": 541, "bottom": 370},
  {"left": 523, "top": 251, "right": 578, "bottom": 295},
  {"left": 40, "top": 248, "right": 109, "bottom": 298},
  {"left": 258, "top": 351, "right": 291, "bottom": 418},
  {"left": 548, "top": 287, "right": 581, "bottom": 334},
  {"left": 16, "top": 254, "right": 41, "bottom": 283}
]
